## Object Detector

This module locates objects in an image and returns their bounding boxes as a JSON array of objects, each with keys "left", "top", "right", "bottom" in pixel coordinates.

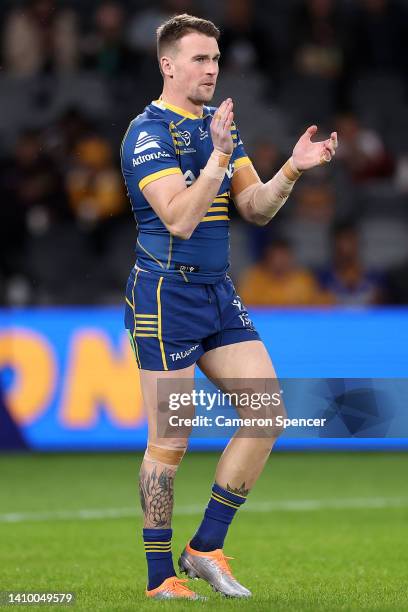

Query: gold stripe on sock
[
  {"left": 212, "top": 491, "right": 241, "bottom": 507},
  {"left": 144, "top": 548, "right": 171, "bottom": 552},
  {"left": 211, "top": 492, "right": 240, "bottom": 509}
]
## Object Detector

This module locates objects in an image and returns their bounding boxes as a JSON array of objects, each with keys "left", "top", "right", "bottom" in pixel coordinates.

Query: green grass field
[{"left": 1, "top": 452, "right": 407, "bottom": 611}]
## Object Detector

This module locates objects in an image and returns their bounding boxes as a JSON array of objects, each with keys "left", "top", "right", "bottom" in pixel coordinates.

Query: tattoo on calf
[
  {"left": 139, "top": 465, "right": 175, "bottom": 527},
  {"left": 226, "top": 482, "right": 249, "bottom": 497}
]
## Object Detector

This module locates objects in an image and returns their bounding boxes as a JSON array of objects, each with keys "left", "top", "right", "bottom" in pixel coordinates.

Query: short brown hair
[{"left": 157, "top": 13, "right": 220, "bottom": 63}]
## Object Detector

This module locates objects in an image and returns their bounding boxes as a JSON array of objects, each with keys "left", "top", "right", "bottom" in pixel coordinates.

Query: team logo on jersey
[
  {"left": 134, "top": 131, "right": 161, "bottom": 154},
  {"left": 175, "top": 129, "right": 196, "bottom": 154},
  {"left": 178, "top": 130, "right": 191, "bottom": 146}
]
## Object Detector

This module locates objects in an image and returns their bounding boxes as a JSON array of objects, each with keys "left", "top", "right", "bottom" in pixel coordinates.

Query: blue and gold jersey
[{"left": 120, "top": 99, "right": 251, "bottom": 284}]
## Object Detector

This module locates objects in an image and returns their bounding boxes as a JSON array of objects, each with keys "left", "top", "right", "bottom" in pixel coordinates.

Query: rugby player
[{"left": 121, "top": 14, "right": 337, "bottom": 600}]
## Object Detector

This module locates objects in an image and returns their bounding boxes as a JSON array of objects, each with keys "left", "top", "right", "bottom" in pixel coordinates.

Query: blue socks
[
  {"left": 143, "top": 485, "right": 247, "bottom": 588},
  {"left": 190, "top": 483, "right": 247, "bottom": 552},
  {"left": 143, "top": 528, "right": 176, "bottom": 590}
]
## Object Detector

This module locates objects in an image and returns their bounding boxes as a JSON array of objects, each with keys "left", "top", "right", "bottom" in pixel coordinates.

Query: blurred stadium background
[
  {"left": 1, "top": 0, "right": 408, "bottom": 308},
  {"left": 0, "top": 1, "right": 408, "bottom": 609}
]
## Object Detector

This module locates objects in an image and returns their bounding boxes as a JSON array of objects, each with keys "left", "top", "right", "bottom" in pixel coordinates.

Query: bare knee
[{"left": 241, "top": 437, "right": 276, "bottom": 457}]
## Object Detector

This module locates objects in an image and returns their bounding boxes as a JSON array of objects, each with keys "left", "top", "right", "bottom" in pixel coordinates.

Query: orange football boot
[{"left": 145, "top": 576, "right": 205, "bottom": 600}]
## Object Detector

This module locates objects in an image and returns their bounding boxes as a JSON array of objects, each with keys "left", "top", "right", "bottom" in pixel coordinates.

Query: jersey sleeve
[
  {"left": 121, "top": 120, "right": 182, "bottom": 192},
  {"left": 231, "top": 122, "right": 252, "bottom": 174},
  {"left": 229, "top": 122, "right": 261, "bottom": 198}
]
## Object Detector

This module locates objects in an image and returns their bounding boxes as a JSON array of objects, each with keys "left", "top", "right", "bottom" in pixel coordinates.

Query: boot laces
[
  {"left": 167, "top": 577, "right": 195, "bottom": 596},
  {"left": 215, "top": 551, "right": 235, "bottom": 577}
]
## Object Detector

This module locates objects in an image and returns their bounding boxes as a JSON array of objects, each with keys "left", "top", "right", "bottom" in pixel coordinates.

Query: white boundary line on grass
[{"left": 1, "top": 497, "right": 408, "bottom": 524}]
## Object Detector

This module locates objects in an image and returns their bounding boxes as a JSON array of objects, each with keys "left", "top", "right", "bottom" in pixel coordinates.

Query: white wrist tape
[
  {"left": 201, "top": 149, "right": 231, "bottom": 180},
  {"left": 252, "top": 157, "right": 302, "bottom": 219}
]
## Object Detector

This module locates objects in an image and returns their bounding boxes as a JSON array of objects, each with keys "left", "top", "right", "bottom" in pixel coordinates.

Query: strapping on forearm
[
  {"left": 201, "top": 148, "right": 232, "bottom": 180},
  {"left": 247, "top": 157, "right": 302, "bottom": 221}
]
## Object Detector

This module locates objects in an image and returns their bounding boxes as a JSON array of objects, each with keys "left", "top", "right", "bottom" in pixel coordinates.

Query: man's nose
[{"left": 206, "top": 62, "right": 218, "bottom": 75}]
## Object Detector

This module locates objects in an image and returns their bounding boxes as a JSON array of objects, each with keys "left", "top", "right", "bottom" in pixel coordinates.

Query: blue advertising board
[{"left": 0, "top": 307, "right": 407, "bottom": 451}]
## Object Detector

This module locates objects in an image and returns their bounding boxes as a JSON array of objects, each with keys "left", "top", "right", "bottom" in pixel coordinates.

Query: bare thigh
[
  {"left": 198, "top": 340, "right": 285, "bottom": 433},
  {"left": 198, "top": 340, "right": 276, "bottom": 380}
]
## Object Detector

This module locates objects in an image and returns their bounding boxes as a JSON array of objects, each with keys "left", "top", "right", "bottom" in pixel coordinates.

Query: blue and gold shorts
[{"left": 124, "top": 267, "right": 260, "bottom": 371}]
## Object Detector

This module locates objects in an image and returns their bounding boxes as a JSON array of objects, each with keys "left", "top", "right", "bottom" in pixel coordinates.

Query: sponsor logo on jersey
[
  {"left": 175, "top": 262, "right": 200, "bottom": 273},
  {"left": 170, "top": 344, "right": 200, "bottom": 362},
  {"left": 179, "top": 147, "right": 197, "bottom": 155},
  {"left": 132, "top": 151, "right": 171, "bottom": 166},
  {"left": 134, "top": 131, "right": 161, "bottom": 154},
  {"left": 232, "top": 297, "right": 244, "bottom": 311},
  {"left": 226, "top": 162, "right": 234, "bottom": 179},
  {"left": 232, "top": 296, "right": 253, "bottom": 328},
  {"left": 199, "top": 127, "right": 209, "bottom": 140},
  {"left": 185, "top": 163, "right": 234, "bottom": 183},
  {"left": 183, "top": 170, "right": 196, "bottom": 186}
]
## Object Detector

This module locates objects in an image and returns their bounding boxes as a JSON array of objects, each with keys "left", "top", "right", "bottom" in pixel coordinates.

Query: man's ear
[{"left": 160, "top": 55, "right": 174, "bottom": 79}]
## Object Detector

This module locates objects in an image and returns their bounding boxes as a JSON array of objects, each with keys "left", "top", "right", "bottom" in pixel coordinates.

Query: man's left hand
[{"left": 292, "top": 125, "right": 338, "bottom": 171}]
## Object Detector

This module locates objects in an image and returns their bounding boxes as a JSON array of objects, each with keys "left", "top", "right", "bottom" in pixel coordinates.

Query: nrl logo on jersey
[
  {"left": 134, "top": 131, "right": 161, "bottom": 154},
  {"left": 199, "top": 127, "right": 209, "bottom": 140}
]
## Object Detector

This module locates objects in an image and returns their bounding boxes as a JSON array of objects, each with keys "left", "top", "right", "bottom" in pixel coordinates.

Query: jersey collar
[{"left": 152, "top": 98, "right": 203, "bottom": 120}]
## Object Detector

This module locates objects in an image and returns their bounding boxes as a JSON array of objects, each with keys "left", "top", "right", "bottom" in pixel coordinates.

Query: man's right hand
[{"left": 210, "top": 98, "right": 234, "bottom": 155}]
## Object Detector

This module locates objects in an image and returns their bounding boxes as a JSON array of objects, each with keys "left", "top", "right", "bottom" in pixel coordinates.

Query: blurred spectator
[
  {"left": 66, "top": 135, "right": 126, "bottom": 225},
  {"left": 0, "top": 128, "right": 69, "bottom": 274},
  {"left": 293, "top": 180, "right": 335, "bottom": 223},
  {"left": 0, "top": 0, "right": 406, "bottom": 306},
  {"left": 127, "top": 0, "right": 193, "bottom": 56},
  {"left": 220, "top": 0, "right": 270, "bottom": 73},
  {"left": 125, "top": 0, "right": 193, "bottom": 101},
  {"left": 290, "top": 0, "right": 344, "bottom": 79},
  {"left": 280, "top": 180, "right": 335, "bottom": 270},
  {"left": 43, "top": 107, "right": 93, "bottom": 167},
  {"left": 345, "top": 0, "right": 408, "bottom": 79},
  {"left": 2, "top": 0, "right": 79, "bottom": 76},
  {"left": 336, "top": 113, "right": 394, "bottom": 182},
  {"left": 238, "top": 239, "right": 324, "bottom": 306},
  {"left": 82, "top": 1, "right": 137, "bottom": 78},
  {"left": 319, "top": 221, "right": 385, "bottom": 305}
]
